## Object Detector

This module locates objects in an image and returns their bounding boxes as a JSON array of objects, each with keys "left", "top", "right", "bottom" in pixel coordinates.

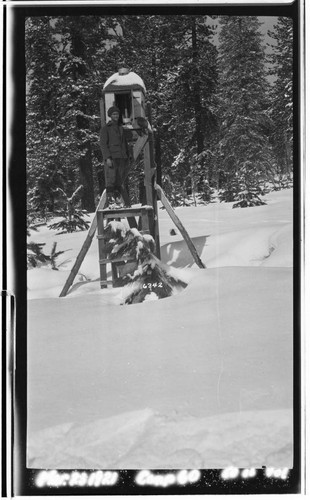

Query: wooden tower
[
  {"left": 97, "top": 67, "right": 160, "bottom": 288},
  {"left": 59, "top": 68, "right": 204, "bottom": 296}
]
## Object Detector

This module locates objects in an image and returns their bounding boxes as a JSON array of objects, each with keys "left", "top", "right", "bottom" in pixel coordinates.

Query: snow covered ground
[{"left": 27, "top": 188, "right": 293, "bottom": 469}]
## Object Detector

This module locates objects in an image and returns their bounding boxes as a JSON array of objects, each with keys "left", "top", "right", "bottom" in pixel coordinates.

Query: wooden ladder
[{"left": 97, "top": 205, "right": 154, "bottom": 288}]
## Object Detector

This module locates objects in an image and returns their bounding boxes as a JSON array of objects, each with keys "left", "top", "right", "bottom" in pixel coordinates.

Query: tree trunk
[
  {"left": 79, "top": 144, "right": 95, "bottom": 212},
  {"left": 96, "top": 164, "right": 105, "bottom": 194},
  {"left": 155, "top": 130, "right": 162, "bottom": 186},
  {"left": 192, "top": 18, "right": 204, "bottom": 155}
]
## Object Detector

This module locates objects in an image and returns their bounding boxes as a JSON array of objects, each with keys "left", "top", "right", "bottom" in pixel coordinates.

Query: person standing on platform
[{"left": 100, "top": 106, "right": 131, "bottom": 207}]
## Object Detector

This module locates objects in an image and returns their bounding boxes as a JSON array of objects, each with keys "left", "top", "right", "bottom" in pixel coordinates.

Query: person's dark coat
[{"left": 100, "top": 121, "right": 129, "bottom": 161}]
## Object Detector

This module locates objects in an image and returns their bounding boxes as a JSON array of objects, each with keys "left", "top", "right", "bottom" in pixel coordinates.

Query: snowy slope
[{"left": 27, "top": 189, "right": 293, "bottom": 469}]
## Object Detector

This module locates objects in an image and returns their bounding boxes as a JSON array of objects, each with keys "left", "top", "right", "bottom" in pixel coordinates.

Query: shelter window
[{"left": 114, "top": 92, "right": 132, "bottom": 123}]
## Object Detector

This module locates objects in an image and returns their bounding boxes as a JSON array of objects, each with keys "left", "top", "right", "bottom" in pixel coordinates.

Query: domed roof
[{"left": 103, "top": 69, "right": 146, "bottom": 93}]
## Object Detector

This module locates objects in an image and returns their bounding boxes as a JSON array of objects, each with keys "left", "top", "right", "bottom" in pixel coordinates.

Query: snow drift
[{"left": 27, "top": 189, "right": 293, "bottom": 469}]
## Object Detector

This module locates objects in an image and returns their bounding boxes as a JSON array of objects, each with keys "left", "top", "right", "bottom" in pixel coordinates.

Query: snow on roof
[{"left": 103, "top": 71, "right": 146, "bottom": 93}]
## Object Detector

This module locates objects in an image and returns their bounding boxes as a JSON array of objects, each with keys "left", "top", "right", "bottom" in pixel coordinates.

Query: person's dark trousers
[{"left": 104, "top": 158, "right": 128, "bottom": 199}]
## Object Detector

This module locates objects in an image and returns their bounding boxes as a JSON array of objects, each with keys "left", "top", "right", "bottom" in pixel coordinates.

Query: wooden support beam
[
  {"left": 59, "top": 190, "right": 107, "bottom": 297},
  {"left": 155, "top": 183, "right": 206, "bottom": 269},
  {"left": 133, "top": 134, "right": 148, "bottom": 160},
  {"left": 145, "top": 102, "right": 161, "bottom": 259},
  {"left": 143, "top": 141, "right": 154, "bottom": 207},
  {"left": 119, "top": 186, "right": 138, "bottom": 229}
]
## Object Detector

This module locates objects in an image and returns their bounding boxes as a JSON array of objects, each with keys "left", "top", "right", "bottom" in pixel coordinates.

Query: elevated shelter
[{"left": 59, "top": 68, "right": 204, "bottom": 296}]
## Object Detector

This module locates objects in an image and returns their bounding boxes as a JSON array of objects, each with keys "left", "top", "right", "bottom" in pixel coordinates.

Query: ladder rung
[
  {"left": 99, "top": 257, "right": 137, "bottom": 264},
  {"left": 103, "top": 212, "right": 138, "bottom": 219},
  {"left": 99, "top": 207, "right": 153, "bottom": 217},
  {"left": 97, "top": 230, "right": 150, "bottom": 240}
]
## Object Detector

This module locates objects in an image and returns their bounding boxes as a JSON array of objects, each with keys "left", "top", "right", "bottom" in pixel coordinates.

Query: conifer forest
[{"left": 26, "top": 15, "right": 293, "bottom": 219}]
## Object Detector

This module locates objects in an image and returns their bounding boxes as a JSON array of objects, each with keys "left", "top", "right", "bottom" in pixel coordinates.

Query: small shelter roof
[{"left": 103, "top": 70, "right": 146, "bottom": 94}]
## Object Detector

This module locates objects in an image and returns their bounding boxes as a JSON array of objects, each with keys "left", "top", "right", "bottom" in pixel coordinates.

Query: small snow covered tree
[
  {"left": 27, "top": 215, "right": 50, "bottom": 268},
  {"left": 217, "top": 16, "right": 274, "bottom": 206},
  {"left": 48, "top": 185, "right": 90, "bottom": 233},
  {"left": 27, "top": 241, "right": 65, "bottom": 270},
  {"left": 101, "top": 222, "right": 187, "bottom": 304},
  {"left": 27, "top": 241, "right": 50, "bottom": 269},
  {"left": 27, "top": 220, "right": 65, "bottom": 270}
]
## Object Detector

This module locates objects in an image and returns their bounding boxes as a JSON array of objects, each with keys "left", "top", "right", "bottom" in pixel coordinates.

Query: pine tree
[
  {"left": 26, "top": 17, "right": 65, "bottom": 215},
  {"left": 267, "top": 17, "right": 293, "bottom": 179},
  {"left": 26, "top": 16, "right": 112, "bottom": 215},
  {"left": 49, "top": 16, "right": 113, "bottom": 212},
  {"left": 217, "top": 16, "right": 273, "bottom": 206},
  {"left": 158, "top": 16, "right": 218, "bottom": 199}
]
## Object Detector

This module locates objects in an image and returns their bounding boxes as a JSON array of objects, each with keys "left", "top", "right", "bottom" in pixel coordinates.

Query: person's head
[{"left": 108, "top": 106, "right": 120, "bottom": 123}]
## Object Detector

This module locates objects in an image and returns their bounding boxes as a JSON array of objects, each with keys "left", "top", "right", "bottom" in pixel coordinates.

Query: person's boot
[
  {"left": 106, "top": 192, "right": 115, "bottom": 208},
  {"left": 114, "top": 191, "right": 123, "bottom": 208}
]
